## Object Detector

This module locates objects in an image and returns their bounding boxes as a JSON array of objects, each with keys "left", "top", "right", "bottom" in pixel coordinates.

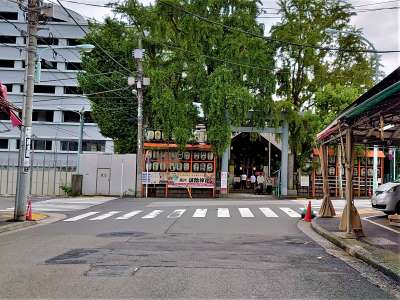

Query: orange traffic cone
[
  {"left": 26, "top": 200, "right": 33, "bottom": 221},
  {"left": 303, "top": 200, "right": 312, "bottom": 222}
]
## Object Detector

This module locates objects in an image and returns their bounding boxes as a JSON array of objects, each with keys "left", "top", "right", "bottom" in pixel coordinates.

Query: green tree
[
  {"left": 270, "top": 0, "right": 375, "bottom": 167},
  {"left": 314, "top": 83, "right": 360, "bottom": 127},
  {"left": 78, "top": 19, "right": 138, "bottom": 153},
  {"left": 79, "top": 0, "right": 277, "bottom": 154}
]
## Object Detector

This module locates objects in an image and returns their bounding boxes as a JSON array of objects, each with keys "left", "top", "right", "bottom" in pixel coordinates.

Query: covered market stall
[{"left": 316, "top": 67, "right": 400, "bottom": 235}]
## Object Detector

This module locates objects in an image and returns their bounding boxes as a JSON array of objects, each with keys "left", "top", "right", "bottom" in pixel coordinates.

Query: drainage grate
[
  {"left": 85, "top": 265, "right": 140, "bottom": 277},
  {"left": 97, "top": 231, "right": 148, "bottom": 238}
]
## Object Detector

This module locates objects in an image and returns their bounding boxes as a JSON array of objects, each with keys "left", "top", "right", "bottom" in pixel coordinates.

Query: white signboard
[
  {"left": 221, "top": 171, "right": 228, "bottom": 189},
  {"left": 23, "top": 126, "right": 32, "bottom": 168},
  {"left": 300, "top": 175, "right": 309, "bottom": 187}
]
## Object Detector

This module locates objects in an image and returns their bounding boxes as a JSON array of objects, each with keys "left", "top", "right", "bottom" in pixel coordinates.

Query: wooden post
[
  {"left": 338, "top": 145, "right": 343, "bottom": 198},
  {"left": 345, "top": 128, "right": 353, "bottom": 234}
]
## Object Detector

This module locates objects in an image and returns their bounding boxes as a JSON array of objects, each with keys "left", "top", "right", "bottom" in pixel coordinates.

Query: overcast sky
[{"left": 58, "top": 0, "right": 399, "bottom": 77}]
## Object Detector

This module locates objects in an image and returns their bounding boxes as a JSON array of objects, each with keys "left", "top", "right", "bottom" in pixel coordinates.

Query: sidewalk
[
  {"left": 312, "top": 213, "right": 400, "bottom": 282},
  {"left": 0, "top": 211, "right": 48, "bottom": 234}
]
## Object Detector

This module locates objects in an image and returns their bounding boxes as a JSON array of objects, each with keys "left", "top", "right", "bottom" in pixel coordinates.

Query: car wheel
[{"left": 396, "top": 202, "right": 400, "bottom": 214}]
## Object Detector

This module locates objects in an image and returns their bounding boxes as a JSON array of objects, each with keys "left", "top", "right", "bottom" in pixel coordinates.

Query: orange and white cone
[
  {"left": 303, "top": 201, "right": 312, "bottom": 222},
  {"left": 26, "top": 200, "right": 33, "bottom": 221}
]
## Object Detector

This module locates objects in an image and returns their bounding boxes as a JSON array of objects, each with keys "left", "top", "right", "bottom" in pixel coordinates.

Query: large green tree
[
  {"left": 79, "top": 0, "right": 277, "bottom": 154},
  {"left": 270, "top": 0, "right": 375, "bottom": 168}
]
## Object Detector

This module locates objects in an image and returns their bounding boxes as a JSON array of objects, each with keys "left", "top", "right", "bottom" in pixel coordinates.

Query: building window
[
  {"left": 0, "top": 111, "right": 9, "bottom": 120},
  {"left": 4, "top": 84, "right": 12, "bottom": 92},
  {"left": 63, "top": 111, "right": 80, "bottom": 122},
  {"left": 0, "top": 36, "right": 17, "bottom": 44},
  {"left": 20, "top": 85, "right": 24, "bottom": 93},
  {"left": 32, "top": 140, "right": 52, "bottom": 150},
  {"left": 37, "top": 37, "right": 59, "bottom": 46},
  {"left": 32, "top": 110, "right": 54, "bottom": 122},
  {"left": 34, "top": 85, "right": 55, "bottom": 94},
  {"left": 64, "top": 86, "right": 83, "bottom": 95},
  {"left": 0, "top": 12, "right": 18, "bottom": 20},
  {"left": 61, "top": 140, "right": 78, "bottom": 151},
  {"left": 84, "top": 112, "right": 94, "bottom": 123},
  {"left": 83, "top": 140, "right": 105, "bottom": 152},
  {"left": 0, "top": 139, "right": 8, "bottom": 149},
  {"left": 67, "top": 39, "right": 82, "bottom": 46},
  {"left": 0, "top": 60, "right": 14, "bottom": 68},
  {"left": 40, "top": 59, "right": 57, "bottom": 70},
  {"left": 65, "top": 62, "right": 82, "bottom": 71}
]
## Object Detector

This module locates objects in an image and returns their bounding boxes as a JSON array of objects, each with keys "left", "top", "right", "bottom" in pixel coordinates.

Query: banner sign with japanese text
[{"left": 167, "top": 172, "right": 215, "bottom": 188}]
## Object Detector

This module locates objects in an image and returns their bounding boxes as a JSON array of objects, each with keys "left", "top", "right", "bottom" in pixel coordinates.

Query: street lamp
[
  {"left": 57, "top": 106, "right": 85, "bottom": 174},
  {"left": 325, "top": 28, "right": 380, "bottom": 83}
]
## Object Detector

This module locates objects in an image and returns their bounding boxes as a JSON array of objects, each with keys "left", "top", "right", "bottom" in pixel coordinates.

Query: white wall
[{"left": 80, "top": 153, "right": 136, "bottom": 196}]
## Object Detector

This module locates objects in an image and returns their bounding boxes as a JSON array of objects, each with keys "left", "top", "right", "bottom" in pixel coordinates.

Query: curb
[
  {"left": 311, "top": 218, "right": 400, "bottom": 282},
  {"left": 0, "top": 219, "right": 38, "bottom": 234}
]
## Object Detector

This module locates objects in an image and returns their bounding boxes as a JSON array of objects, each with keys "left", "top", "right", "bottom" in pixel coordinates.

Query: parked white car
[{"left": 371, "top": 181, "right": 400, "bottom": 215}]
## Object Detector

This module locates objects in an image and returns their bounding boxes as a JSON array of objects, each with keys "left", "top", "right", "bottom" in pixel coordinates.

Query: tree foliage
[
  {"left": 78, "top": 19, "right": 138, "bottom": 153},
  {"left": 79, "top": 0, "right": 277, "bottom": 154},
  {"left": 270, "top": 0, "right": 375, "bottom": 168}
]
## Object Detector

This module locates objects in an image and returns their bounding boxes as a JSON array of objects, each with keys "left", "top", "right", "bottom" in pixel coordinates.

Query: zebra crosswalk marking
[
  {"left": 116, "top": 210, "right": 142, "bottom": 220},
  {"left": 192, "top": 208, "right": 207, "bottom": 218},
  {"left": 238, "top": 208, "right": 254, "bottom": 218},
  {"left": 142, "top": 210, "right": 163, "bottom": 219},
  {"left": 280, "top": 207, "right": 301, "bottom": 218},
  {"left": 64, "top": 212, "right": 99, "bottom": 222},
  {"left": 217, "top": 208, "right": 230, "bottom": 218},
  {"left": 167, "top": 209, "right": 186, "bottom": 218},
  {"left": 259, "top": 207, "right": 278, "bottom": 218},
  {"left": 89, "top": 211, "right": 121, "bottom": 220}
]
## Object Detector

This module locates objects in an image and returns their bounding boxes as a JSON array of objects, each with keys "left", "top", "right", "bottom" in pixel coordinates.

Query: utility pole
[
  {"left": 134, "top": 37, "right": 144, "bottom": 198},
  {"left": 76, "top": 107, "right": 84, "bottom": 174},
  {"left": 130, "top": 36, "right": 150, "bottom": 197},
  {"left": 14, "top": 0, "right": 39, "bottom": 221}
]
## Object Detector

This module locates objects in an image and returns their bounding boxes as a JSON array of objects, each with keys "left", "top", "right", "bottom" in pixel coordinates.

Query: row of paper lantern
[
  {"left": 146, "top": 150, "right": 214, "bottom": 161},
  {"left": 145, "top": 162, "right": 214, "bottom": 172}
]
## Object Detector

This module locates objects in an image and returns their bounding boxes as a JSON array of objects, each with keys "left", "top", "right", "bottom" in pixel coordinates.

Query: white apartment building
[{"left": 0, "top": 0, "right": 114, "bottom": 167}]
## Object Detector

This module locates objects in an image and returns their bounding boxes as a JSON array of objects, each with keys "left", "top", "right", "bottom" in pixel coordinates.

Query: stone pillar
[
  {"left": 280, "top": 122, "right": 289, "bottom": 197},
  {"left": 220, "top": 145, "right": 229, "bottom": 196}
]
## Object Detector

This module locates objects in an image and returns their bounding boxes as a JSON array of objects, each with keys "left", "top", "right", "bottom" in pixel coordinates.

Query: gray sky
[{"left": 58, "top": 0, "right": 399, "bottom": 76}]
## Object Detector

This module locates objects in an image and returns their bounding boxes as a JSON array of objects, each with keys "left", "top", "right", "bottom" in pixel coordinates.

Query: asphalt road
[{"left": 0, "top": 197, "right": 394, "bottom": 299}]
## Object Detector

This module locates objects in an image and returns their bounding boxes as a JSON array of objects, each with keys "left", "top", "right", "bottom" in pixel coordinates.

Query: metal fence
[{"left": 0, "top": 150, "right": 77, "bottom": 196}]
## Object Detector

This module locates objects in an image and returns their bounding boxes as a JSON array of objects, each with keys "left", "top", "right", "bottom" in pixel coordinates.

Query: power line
[
  {"left": 57, "top": 0, "right": 114, "bottom": 8},
  {"left": 159, "top": 0, "right": 400, "bottom": 54},
  {"left": 53, "top": 0, "right": 133, "bottom": 75}
]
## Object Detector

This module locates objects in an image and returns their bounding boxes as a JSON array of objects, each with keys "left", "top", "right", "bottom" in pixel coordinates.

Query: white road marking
[
  {"left": 280, "top": 207, "right": 301, "bottom": 218},
  {"left": 259, "top": 207, "right": 278, "bottom": 218},
  {"left": 238, "top": 208, "right": 254, "bottom": 218},
  {"left": 167, "top": 209, "right": 186, "bottom": 218},
  {"left": 142, "top": 210, "right": 163, "bottom": 219},
  {"left": 217, "top": 208, "right": 230, "bottom": 218},
  {"left": 116, "top": 210, "right": 142, "bottom": 220},
  {"left": 363, "top": 216, "right": 400, "bottom": 234},
  {"left": 192, "top": 209, "right": 207, "bottom": 218},
  {"left": 64, "top": 212, "right": 99, "bottom": 222},
  {"left": 89, "top": 211, "right": 121, "bottom": 220}
]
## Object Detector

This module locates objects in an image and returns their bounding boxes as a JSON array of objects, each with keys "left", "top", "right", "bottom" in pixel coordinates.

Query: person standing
[
  {"left": 250, "top": 173, "right": 256, "bottom": 190},
  {"left": 241, "top": 173, "right": 247, "bottom": 190},
  {"left": 257, "top": 173, "right": 265, "bottom": 194}
]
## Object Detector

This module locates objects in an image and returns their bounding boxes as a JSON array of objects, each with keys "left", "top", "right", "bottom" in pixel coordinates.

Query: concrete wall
[{"left": 80, "top": 154, "right": 136, "bottom": 196}]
